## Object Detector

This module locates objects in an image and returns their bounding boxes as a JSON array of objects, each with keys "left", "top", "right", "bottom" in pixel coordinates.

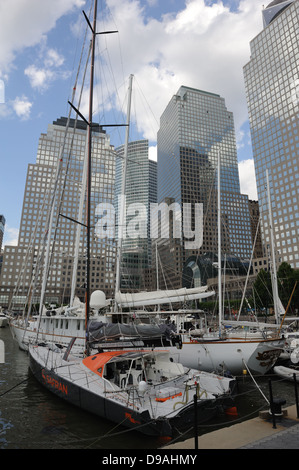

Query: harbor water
[{"left": 0, "top": 326, "right": 298, "bottom": 450}]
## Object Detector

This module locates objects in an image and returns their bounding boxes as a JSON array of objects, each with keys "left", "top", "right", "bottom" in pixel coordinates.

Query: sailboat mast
[
  {"left": 217, "top": 151, "right": 222, "bottom": 335},
  {"left": 266, "top": 169, "right": 280, "bottom": 325},
  {"left": 85, "top": 0, "right": 98, "bottom": 349},
  {"left": 114, "top": 74, "right": 134, "bottom": 310}
]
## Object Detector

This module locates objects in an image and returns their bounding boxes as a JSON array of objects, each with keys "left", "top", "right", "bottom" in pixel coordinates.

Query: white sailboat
[
  {"left": 0, "top": 307, "right": 8, "bottom": 328},
  {"left": 28, "top": 1, "right": 236, "bottom": 438},
  {"left": 9, "top": 27, "right": 107, "bottom": 352},
  {"left": 151, "top": 155, "right": 284, "bottom": 376}
]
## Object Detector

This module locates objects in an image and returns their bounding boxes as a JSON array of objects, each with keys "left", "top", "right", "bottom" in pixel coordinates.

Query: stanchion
[
  {"left": 268, "top": 379, "right": 276, "bottom": 429},
  {"left": 293, "top": 373, "right": 299, "bottom": 418},
  {"left": 194, "top": 394, "right": 198, "bottom": 450}
]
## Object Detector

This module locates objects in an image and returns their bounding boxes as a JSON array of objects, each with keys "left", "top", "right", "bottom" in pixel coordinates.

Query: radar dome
[{"left": 90, "top": 290, "right": 107, "bottom": 309}]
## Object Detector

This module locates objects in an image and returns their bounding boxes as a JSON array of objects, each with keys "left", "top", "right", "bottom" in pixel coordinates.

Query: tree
[
  {"left": 253, "top": 269, "right": 272, "bottom": 314},
  {"left": 277, "top": 262, "right": 299, "bottom": 314}
]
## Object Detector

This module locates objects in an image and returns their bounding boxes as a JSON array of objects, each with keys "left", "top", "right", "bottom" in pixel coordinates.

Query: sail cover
[
  {"left": 114, "top": 286, "right": 214, "bottom": 307},
  {"left": 87, "top": 321, "right": 176, "bottom": 342}
]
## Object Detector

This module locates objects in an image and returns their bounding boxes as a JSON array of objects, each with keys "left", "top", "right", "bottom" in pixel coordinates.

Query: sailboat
[
  {"left": 152, "top": 155, "right": 285, "bottom": 376},
  {"left": 29, "top": 1, "right": 236, "bottom": 438}
]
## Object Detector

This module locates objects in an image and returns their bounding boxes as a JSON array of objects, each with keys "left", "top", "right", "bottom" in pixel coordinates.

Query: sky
[{"left": 0, "top": 0, "right": 267, "bottom": 246}]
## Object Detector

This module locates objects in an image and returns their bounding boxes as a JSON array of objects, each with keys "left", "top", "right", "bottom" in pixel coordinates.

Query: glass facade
[
  {"left": 0, "top": 117, "right": 116, "bottom": 308},
  {"left": 0, "top": 215, "right": 5, "bottom": 252},
  {"left": 157, "top": 86, "right": 253, "bottom": 286},
  {"left": 115, "top": 140, "right": 157, "bottom": 290},
  {"left": 243, "top": 0, "right": 299, "bottom": 268}
]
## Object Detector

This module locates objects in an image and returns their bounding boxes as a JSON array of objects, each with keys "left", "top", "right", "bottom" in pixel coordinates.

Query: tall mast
[
  {"left": 217, "top": 151, "right": 222, "bottom": 335},
  {"left": 114, "top": 74, "right": 134, "bottom": 309},
  {"left": 69, "top": 1, "right": 118, "bottom": 349},
  {"left": 266, "top": 169, "right": 280, "bottom": 325},
  {"left": 85, "top": 0, "right": 98, "bottom": 352}
]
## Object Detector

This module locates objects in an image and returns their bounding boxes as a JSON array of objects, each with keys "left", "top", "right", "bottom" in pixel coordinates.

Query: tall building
[
  {"left": 0, "top": 215, "right": 5, "bottom": 252},
  {"left": 115, "top": 140, "right": 157, "bottom": 290},
  {"left": 157, "top": 86, "right": 253, "bottom": 288},
  {"left": 243, "top": 0, "right": 299, "bottom": 269},
  {"left": 0, "top": 117, "right": 116, "bottom": 310},
  {"left": 0, "top": 215, "right": 5, "bottom": 276}
]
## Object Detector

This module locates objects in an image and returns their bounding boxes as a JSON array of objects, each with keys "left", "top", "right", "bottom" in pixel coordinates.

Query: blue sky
[{"left": 0, "top": 0, "right": 266, "bottom": 246}]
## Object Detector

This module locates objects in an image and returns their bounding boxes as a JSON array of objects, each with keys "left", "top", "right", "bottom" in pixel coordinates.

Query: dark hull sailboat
[{"left": 29, "top": 342, "right": 235, "bottom": 437}]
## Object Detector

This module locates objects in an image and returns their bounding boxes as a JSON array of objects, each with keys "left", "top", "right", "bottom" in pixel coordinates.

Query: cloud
[
  {"left": 0, "top": 0, "right": 85, "bottom": 77},
  {"left": 44, "top": 48, "right": 65, "bottom": 68},
  {"left": 3, "top": 226, "right": 19, "bottom": 246},
  {"left": 24, "top": 65, "right": 55, "bottom": 91},
  {"left": 238, "top": 159, "right": 258, "bottom": 200},
  {"left": 100, "top": 0, "right": 265, "bottom": 146},
  {"left": 12, "top": 95, "right": 33, "bottom": 119}
]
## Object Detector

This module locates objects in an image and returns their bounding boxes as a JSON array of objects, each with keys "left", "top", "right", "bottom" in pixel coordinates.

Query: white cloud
[
  {"left": 12, "top": 95, "right": 33, "bottom": 119},
  {"left": 0, "top": 0, "right": 85, "bottom": 77},
  {"left": 24, "top": 65, "right": 54, "bottom": 91},
  {"left": 25, "top": 46, "right": 70, "bottom": 92},
  {"left": 148, "top": 145, "right": 157, "bottom": 161},
  {"left": 44, "top": 48, "right": 65, "bottom": 68},
  {"left": 238, "top": 158, "right": 258, "bottom": 200},
  {"left": 100, "top": 0, "right": 265, "bottom": 146},
  {"left": 3, "top": 226, "right": 19, "bottom": 246}
]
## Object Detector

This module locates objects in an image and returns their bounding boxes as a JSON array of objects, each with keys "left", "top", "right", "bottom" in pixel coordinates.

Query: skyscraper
[
  {"left": 157, "top": 86, "right": 253, "bottom": 288},
  {"left": 0, "top": 117, "right": 116, "bottom": 310},
  {"left": 115, "top": 140, "right": 157, "bottom": 290},
  {"left": 243, "top": 0, "right": 299, "bottom": 269},
  {"left": 0, "top": 215, "right": 5, "bottom": 253}
]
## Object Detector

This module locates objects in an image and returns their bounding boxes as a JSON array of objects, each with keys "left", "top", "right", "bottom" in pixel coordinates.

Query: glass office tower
[
  {"left": 157, "top": 86, "right": 253, "bottom": 287},
  {"left": 115, "top": 140, "right": 157, "bottom": 290},
  {"left": 0, "top": 117, "right": 116, "bottom": 310},
  {"left": 243, "top": 0, "right": 299, "bottom": 269}
]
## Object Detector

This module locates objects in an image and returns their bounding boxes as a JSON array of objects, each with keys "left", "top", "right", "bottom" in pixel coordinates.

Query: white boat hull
[
  {"left": 10, "top": 317, "right": 86, "bottom": 353},
  {"left": 168, "top": 337, "right": 284, "bottom": 376},
  {"left": 273, "top": 365, "right": 299, "bottom": 382}
]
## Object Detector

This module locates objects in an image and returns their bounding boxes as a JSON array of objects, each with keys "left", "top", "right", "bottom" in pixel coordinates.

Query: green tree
[
  {"left": 277, "top": 262, "right": 299, "bottom": 314},
  {"left": 253, "top": 269, "right": 272, "bottom": 314}
]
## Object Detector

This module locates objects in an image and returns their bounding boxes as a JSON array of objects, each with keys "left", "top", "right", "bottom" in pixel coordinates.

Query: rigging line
[
  {"left": 133, "top": 75, "right": 160, "bottom": 129},
  {"left": 36, "top": 47, "right": 92, "bottom": 325},
  {"left": 243, "top": 360, "right": 270, "bottom": 405},
  {"left": 102, "top": 0, "right": 126, "bottom": 87}
]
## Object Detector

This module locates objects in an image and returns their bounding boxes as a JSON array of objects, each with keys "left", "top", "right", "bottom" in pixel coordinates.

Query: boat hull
[
  {"left": 274, "top": 365, "right": 299, "bottom": 382},
  {"left": 168, "top": 337, "right": 284, "bottom": 376},
  {"left": 29, "top": 345, "right": 232, "bottom": 438},
  {"left": 29, "top": 347, "right": 172, "bottom": 437},
  {"left": 10, "top": 319, "right": 85, "bottom": 353}
]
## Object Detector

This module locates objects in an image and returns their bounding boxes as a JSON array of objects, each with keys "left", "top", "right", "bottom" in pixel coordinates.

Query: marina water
[{"left": 0, "top": 326, "right": 297, "bottom": 449}]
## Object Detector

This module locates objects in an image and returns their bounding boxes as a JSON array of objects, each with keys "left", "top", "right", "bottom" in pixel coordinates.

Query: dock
[{"left": 164, "top": 404, "right": 299, "bottom": 449}]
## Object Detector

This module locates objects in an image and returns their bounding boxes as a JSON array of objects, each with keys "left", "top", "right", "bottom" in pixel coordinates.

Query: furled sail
[
  {"left": 87, "top": 321, "right": 176, "bottom": 343},
  {"left": 114, "top": 286, "right": 215, "bottom": 307}
]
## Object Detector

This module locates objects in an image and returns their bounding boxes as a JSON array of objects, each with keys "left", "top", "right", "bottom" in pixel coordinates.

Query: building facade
[
  {"left": 0, "top": 117, "right": 116, "bottom": 311},
  {"left": 115, "top": 140, "right": 157, "bottom": 291},
  {"left": 0, "top": 215, "right": 5, "bottom": 253},
  {"left": 243, "top": 0, "right": 299, "bottom": 269},
  {"left": 157, "top": 86, "right": 253, "bottom": 288}
]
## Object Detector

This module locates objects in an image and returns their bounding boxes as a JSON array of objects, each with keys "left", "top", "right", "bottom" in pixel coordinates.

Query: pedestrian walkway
[{"left": 165, "top": 405, "right": 299, "bottom": 449}]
